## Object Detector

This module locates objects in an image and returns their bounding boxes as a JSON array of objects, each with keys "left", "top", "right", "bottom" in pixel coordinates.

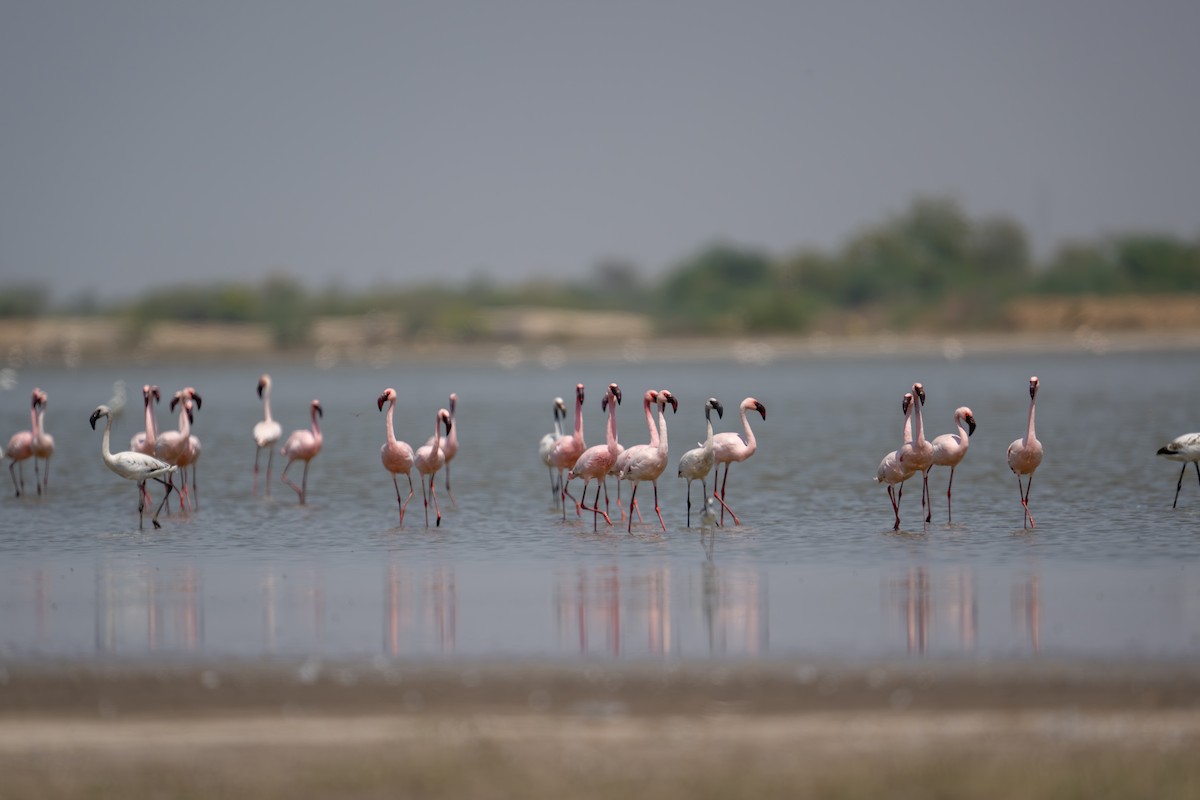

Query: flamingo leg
[
  {"left": 946, "top": 466, "right": 956, "bottom": 523},
  {"left": 1017, "top": 473, "right": 1036, "bottom": 528},
  {"left": 429, "top": 474, "right": 442, "bottom": 527},
  {"left": 10, "top": 461, "right": 23, "bottom": 497},
  {"left": 392, "top": 474, "right": 405, "bottom": 524},
  {"left": 922, "top": 470, "right": 931, "bottom": 527},
  {"left": 888, "top": 484, "right": 900, "bottom": 530},
  {"left": 718, "top": 463, "right": 730, "bottom": 525},
  {"left": 281, "top": 459, "right": 304, "bottom": 502},
  {"left": 547, "top": 467, "right": 559, "bottom": 508},
  {"left": 136, "top": 480, "right": 146, "bottom": 530},
  {"left": 685, "top": 479, "right": 693, "bottom": 528},
  {"left": 191, "top": 463, "right": 199, "bottom": 510},
  {"left": 581, "top": 480, "right": 612, "bottom": 530},
  {"left": 444, "top": 465, "right": 457, "bottom": 509},
  {"left": 562, "top": 478, "right": 582, "bottom": 518},
  {"left": 1172, "top": 462, "right": 1188, "bottom": 508},
  {"left": 300, "top": 461, "right": 310, "bottom": 505},
  {"left": 253, "top": 447, "right": 262, "bottom": 495},
  {"left": 652, "top": 482, "right": 665, "bottom": 531},
  {"left": 627, "top": 484, "right": 639, "bottom": 533},
  {"left": 265, "top": 448, "right": 275, "bottom": 495},
  {"left": 152, "top": 476, "right": 175, "bottom": 528}
]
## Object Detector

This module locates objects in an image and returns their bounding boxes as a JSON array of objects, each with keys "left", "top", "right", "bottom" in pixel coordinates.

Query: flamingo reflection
[
  {"left": 1012, "top": 574, "right": 1041, "bottom": 653},
  {"left": 887, "top": 566, "right": 977, "bottom": 655},
  {"left": 95, "top": 561, "right": 203, "bottom": 653},
  {"left": 384, "top": 564, "right": 457, "bottom": 656}
]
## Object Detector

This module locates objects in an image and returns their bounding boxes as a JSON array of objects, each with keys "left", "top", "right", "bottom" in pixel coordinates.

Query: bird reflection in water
[
  {"left": 259, "top": 566, "right": 324, "bottom": 653},
  {"left": 384, "top": 563, "right": 457, "bottom": 656},
  {"left": 95, "top": 561, "right": 203, "bottom": 653},
  {"left": 1012, "top": 573, "right": 1041, "bottom": 653},
  {"left": 887, "top": 566, "right": 977, "bottom": 655},
  {"left": 700, "top": 535, "right": 768, "bottom": 656}
]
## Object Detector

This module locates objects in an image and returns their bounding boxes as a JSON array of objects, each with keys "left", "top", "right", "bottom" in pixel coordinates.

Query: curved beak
[
  {"left": 966, "top": 416, "right": 977, "bottom": 436},
  {"left": 89, "top": 409, "right": 103, "bottom": 430},
  {"left": 377, "top": 393, "right": 387, "bottom": 412}
]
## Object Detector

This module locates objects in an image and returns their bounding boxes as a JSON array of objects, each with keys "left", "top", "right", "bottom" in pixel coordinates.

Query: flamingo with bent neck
[{"left": 280, "top": 399, "right": 323, "bottom": 505}]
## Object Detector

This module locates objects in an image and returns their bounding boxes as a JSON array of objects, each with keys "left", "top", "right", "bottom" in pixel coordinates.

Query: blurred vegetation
[{"left": 2, "top": 196, "right": 1197, "bottom": 343}]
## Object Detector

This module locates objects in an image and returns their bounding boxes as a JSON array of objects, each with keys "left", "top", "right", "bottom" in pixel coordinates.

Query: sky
[{"left": 2, "top": 0, "right": 1199, "bottom": 303}]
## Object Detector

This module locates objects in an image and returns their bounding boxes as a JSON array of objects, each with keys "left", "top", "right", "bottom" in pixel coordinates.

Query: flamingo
[
  {"left": 712, "top": 397, "right": 766, "bottom": 526},
  {"left": 6, "top": 390, "right": 40, "bottom": 497},
  {"left": 613, "top": 389, "right": 659, "bottom": 523},
  {"left": 930, "top": 406, "right": 977, "bottom": 523},
  {"left": 30, "top": 389, "right": 54, "bottom": 495},
  {"left": 280, "top": 399, "right": 324, "bottom": 505},
  {"left": 1007, "top": 376, "right": 1043, "bottom": 528},
  {"left": 538, "top": 397, "right": 567, "bottom": 508},
  {"left": 619, "top": 389, "right": 678, "bottom": 533},
  {"left": 875, "top": 392, "right": 915, "bottom": 531},
  {"left": 1157, "top": 432, "right": 1200, "bottom": 508},
  {"left": 89, "top": 404, "right": 177, "bottom": 530},
  {"left": 424, "top": 393, "right": 459, "bottom": 507},
  {"left": 413, "top": 407, "right": 451, "bottom": 526},
  {"left": 549, "top": 384, "right": 587, "bottom": 518},
  {"left": 253, "top": 374, "right": 283, "bottom": 495},
  {"left": 898, "top": 383, "right": 934, "bottom": 526},
  {"left": 677, "top": 397, "right": 725, "bottom": 527},
  {"left": 130, "top": 385, "right": 161, "bottom": 455},
  {"left": 566, "top": 383, "right": 623, "bottom": 530},
  {"left": 378, "top": 387, "right": 415, "bottom": 524},
  {"left": 155, "top": 388, "right": 201, "bottom": 511}
]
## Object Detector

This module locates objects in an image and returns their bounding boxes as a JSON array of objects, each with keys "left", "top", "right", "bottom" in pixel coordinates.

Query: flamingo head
[
  {"left": 705, "top": 397, "right": 724, "bottom": 420},
  {"left": 258, "top": 374, "right": 271, "bottom": 399},
  {"left": 34, "top": 388, "right": 47, "bottom": 408},
  {"left": 553, "top": 397, "right": 566, "bottom": 421},
  {"left": 902, "top": 393, "right": 913, "bottom": 415},
  {"left": 186, "top": 388, "right": 202, "bottom": 410},
  {"left": 747, "top": 397, "right": 767, "bottom": 420},
  {"left": 958, "top": 406, "right": 977, "bottom": 436},
  {"left": 912, "top": 384, "right": 926, "bottom": 406},
  {"left": 575, "top": 384, "right": 585, "bottom": 407},
  {"left": 312, "top": 399, "right": 324, "bottom": 418},
  {"left": 609, "top": 383, "right": 622, "bottom": 405},
  {"left": 438, "top": 407, "right": 452, "bottom": 435},
  {"left": 142, "top": 384, "right": 153, "bottom": 403},
  {"left": 377, "top": 388, "right": 396, "bottom": 412},
  {"left": 448, "top": 393, "right": 458, "bottom": 414},
  {"left": 659, "top": 390, "right": 678, "bottom": 413},
  {"left": 1029, "top": 376, "right": 1039, "bottom": 398},
  {"left": 89, "top": 405, "right": 110, "bottom": 430}
]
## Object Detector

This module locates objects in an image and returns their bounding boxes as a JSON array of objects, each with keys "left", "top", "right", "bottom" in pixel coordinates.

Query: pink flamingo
[
  {"left": 875, "top": 392, "right": 915, "bottom": 531},
  {"left": 538, "top": 397, "right": 567, "bottom": 507},
  {"left": 6, "top": 390, "right": 40, "bottom": 496},
  {"left": 1007, "top": 376, "right": 1043, "bottom": 528},
  {"left": 378, "top": 387, "right": 415, "bottom": 524},
  {"left": 130, "top": 385, "right": 160, "bottom": 455},
  {"left": 930, "top": 406, "right": 977, "bottom": 523},
  {"left": 619, "top": 389, "right": 678, "bottom": 533},
  {"left": 253, "top": 374, "right": 283, "bottom": 495},
  {"left": 897, "top": 383, "right": 934, "bottom": 526},
  {"left": 281, "top": 399, "right": 324, "bottom": 505},
  {"left": 677, "top": 397, "right": 725, "bottom": 527},
  {"left": 712, "top": 397, "right": 767, "bottom": 526},
  {"left": 30, "top": 389, "right": 54, "bottom": 496},
  {"left": 155, "top": 388, "right": 201, "bottom": 511},
  {"left": 424, "top": 393, "right": 460, "bottom": 507},
  {"left": 549, "top": 384, "right": 587, "bottom": 519},
  {"left": 566, "top": 383, "right": 623, "bottom": 530},
  {"left": 613, "top": 389, "right": 659, "bottom": 524},
  {"left": 414, "top": 407, "right": 452, "bottom": 527}
]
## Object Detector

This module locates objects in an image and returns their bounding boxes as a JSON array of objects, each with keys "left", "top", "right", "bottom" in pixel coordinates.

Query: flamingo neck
[
  {"left": 656, "top": 403, "right": 670, "bottom": 455},
  {"left": 100, "top": 415, "right": 116, "bottom": 468},
  {"left": 30, "top": 404, "right": 40, "bottom": 436},
  {"left": 902, "top": 407, "right": 913, "bottom": 445},
  {"left": 703, "top": 411, "right": 714, "bottom": 454},
  {"left": 912, "top": 396, "right": 925, "bottom": 446},
  {"left": 263, "top": 388, "right": 274, "bottom": 424},
  {"left": 384, "top": 400, "right": 397, "bottom": 444},
  {"left": 177, "top": 403, "right": 191, "bottom": 438},
  {"left": 643, "top": 397, "right": 659, "bottom": 448},
  {"left": 573, "top": 395, "right": 584, "bottom": 446},
  {"left": 144, "top": 398, "right": 156, "bottom": 442},
  {"left": 1025, "top": 395, "right": 1037, "bottom": 444},
  {"left": 739, "top": 404, "right": 757, "bottom": 452},
  {"left": 430, "top": 418, "right": 441, "bottom": 457},
  {"left": 311, "top": 407, "right": 323, "bottom": 441},
  {"left": 605, "top": 397, "right": 619, "bottom": 457},
  {"left": 958, "top": 413, "right": 971, "bottom": 444},
  {"left": 553, "top": 412, "right": 563, "bottom": 439}
]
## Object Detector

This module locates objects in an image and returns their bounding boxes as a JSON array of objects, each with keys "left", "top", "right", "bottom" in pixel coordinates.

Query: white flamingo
[
  {"left": 5, "top": 390, "right": 39, "bottom": 497},
  {"left": 549, "top": 384, "right": 587, "bottom": 519},
  {"left": 89, "top": 404, "right": 177, "bottom": 530},
  {"left": 414, "top": 407, "right": 451, "bottom": 527},
  {"left": 712, "top": 397, "right": 766, "bottom": 526},
  {"left": 930, "top": 406, "right": 977, "bottom": 523},
  {"left": 1158, "top": 431, "right": 1200, "bottom": 508},
  {"left": 30, "top": 388, "right": 54, "bottom": 495},
  {"left": 677, "top": 397, "right": 725, "bottom": 527},
  {"left": 875, "top": 392, "right": 915, "bottom": 531},
  {"left": 898, "top": 383, "right": 934, "bottom": 527},
  {"left": 566, "top": 383, "right": 622, "bottom": 530},
  {"left": 619, "top": 389, "right": 677, "bottom": 533},
  {"left": 1007, "top": 376, "right": 1043, "bottom": 528},
  {"left": 280, "top": 399, "right": 324, "bottom": 505},
  {"left": 538, "top": 397, "right": 567, "bottom": 508},
  {"left": 253, "top": 374, "right": 283, "bottom": 495}
]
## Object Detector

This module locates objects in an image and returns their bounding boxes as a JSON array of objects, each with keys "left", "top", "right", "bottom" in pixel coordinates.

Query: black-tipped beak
[
  {"left": 89, "top": 409, "right": 102, "bottom": 430},
  {"left": 713, "top": 400, "right": 724, "bottom": 419},
  {"left": 191, "top": 392, "right": 202, "bottom": 410},
  {"left": 170, "top": 396, "right": 179, "bottom": 412},
  {"left": 377, "top": 394, "right": 387, "bottom": 412},
  {"left": 1158, "top": 446, "right": 1174, "bottom": 456},
  {"left": 756, "top": 401, "right": 767, "bottom": 420},
  {"left": 601, "top": 395, "right": 610, "bottom": 412},
  {"left": 315, "top": 404, "right": 324, "bottom": 418},
  {"left": 967, "top": 418, "right": 977, "bottom": 436},
  {"left": 258, "top": 382, "right": 266, "bottom": 399}
]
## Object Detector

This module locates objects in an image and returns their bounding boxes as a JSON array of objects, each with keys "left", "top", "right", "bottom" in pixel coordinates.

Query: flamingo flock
[{"left": 10, "top": 368, "right": 1200, "bottom": 532}]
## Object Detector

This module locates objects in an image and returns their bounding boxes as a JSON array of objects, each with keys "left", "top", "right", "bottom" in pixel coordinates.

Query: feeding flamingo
[
  {"left": 378, "top": 387, "right": 415, "bottom": 524},
  {"left": 1157, "top": 432, "right": 1200, "bottom": 508},
  {"left": 280, "top": 399, "right": 324, "bottom": 505},
  {"left": 619, "top": 389, "right": 677, "bottom": 533},
  {"left": 1007, "top": 376, "right": 1043, "bottom": 528},
  {"left": 253, "top": 374, "right": 283, "bottom": 495},
  {"left": 414, "top": 407, "right": 452, "bottom": 527},
  {"left": 549, "top": 384, "right": 587, "bottom": 518},
  {"left": 30, "top": 389, "right": 54, "bottom": 495},
  {"left": 6, "top": 390, "right": 41, "bottom": 497},
  {"left": 538, "top": 396, "right": 567, "bottom": 508},
  {"left": 930, "top": 406, "right": 977, "bottom": 523},
  {"left": 898, "top": 383, "right": 934, "bottom": 526},
  {"left": 875, "top": 392, "right": 915, "bottom": 531},
  {"left": 677, "top": 397, "right": 725, "bottom": 527},
  {"left": 712, "top": 397, "right": 766, "bottom": 526},
  {"left": 89, "top": 404, "right": 177, "bottom": 530},
  {"left": 566, "top": 383, "right": 622, "bottom": 530}
]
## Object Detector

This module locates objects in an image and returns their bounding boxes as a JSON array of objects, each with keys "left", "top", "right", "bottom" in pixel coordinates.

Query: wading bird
[
  {"left": 378, "top": 387, "right": 415, "bottom": 524},
  {"left": 1006, "top": 376, "right": 1043, "bottom": 528},
  {"left": 613, "top": 389, "right": 659, "bottom": 523},
  {"left": 6, "top": 390, "right": 40, "bottom": 497},
  {"left": 712, "top": 397, "right": 766, "bottom": 526},
  {"left": 538, "top": 397, "right": 567, "bottom": 508},
  {"left": 930, "top": 406, "right": 977, "bottom": 523},
  {"left": 875, "top": 393, "right": 915, "bottom": 531},
  {"left": 253, "top": 375, "right": 283, "bottom": 495},
  {"left": 414, "top": 408, "right": 451, "bottom": 527},
  {"left": 281, "top": 399, "right": 323, "bottom": 505},
  {"left": 549, "top": 385, "right": 586, "bottom": 518},
  {"left": 677, "top": 397, "right": 725, "bottom": 527},
  {"left": 619, "top": 389, "right": 677, "bottom": 533},
  {"left": 30, "top": 389, "right": 54, "bottom": 495},
  {"left": 1157, "top": 432, "right": 1200, "bottom": 508},
  {"left": 424, "top": 393, "right": 459, "bottom": 507},
  {"left": 898, "top": 383, "right": 933, "bottom": 526},
  {"left": 89, "top": 404, "right": 177, "bottom": 530},
  {"left": 566, "top": 383, "right": 622, "bottom": 530}
]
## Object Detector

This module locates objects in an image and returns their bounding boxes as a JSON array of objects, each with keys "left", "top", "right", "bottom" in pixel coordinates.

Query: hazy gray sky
[{"left": 2, "top": 1, "right": 1198, "bottom": 301}]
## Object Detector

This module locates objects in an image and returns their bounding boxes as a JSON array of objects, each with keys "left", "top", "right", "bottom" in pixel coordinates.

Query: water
[{"left": 2, "top": 348, "right": 1199, "bottom": 664}]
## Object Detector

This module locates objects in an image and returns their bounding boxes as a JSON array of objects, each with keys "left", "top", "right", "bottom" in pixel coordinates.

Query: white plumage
[
  {"left": 1157, "top": 431, "right": 1200, "bottom": 508},
  {"left": 90, "top": 404, "right": 177, "bottom": 529}
]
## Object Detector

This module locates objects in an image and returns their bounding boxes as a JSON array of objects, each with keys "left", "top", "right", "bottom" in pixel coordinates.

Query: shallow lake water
[{"left": 2, "top": 346, "right": 1199, "bottom": 664}]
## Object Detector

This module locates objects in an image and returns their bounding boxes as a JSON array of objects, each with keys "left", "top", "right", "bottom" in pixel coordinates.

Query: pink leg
[
  {"left": 652, "top": 482, "right": 665, "bottom": 531},
  {"left": 580, "top": 480, "right": 612, "bottom": 530},
  {"left": 253, "top": 447, "right": 262, "bottom": 495},
  {"left": 429, "top": 474, "right": 442, "bottom": 527},
  {"left": 946, "top": 467, "right": 955, "bottom": 523},
  {"left": 627, "top": 484, "right": 639, "bottom": 533},
  {"left": 887, "top": 484, "right": 900, "bottom": 530}
]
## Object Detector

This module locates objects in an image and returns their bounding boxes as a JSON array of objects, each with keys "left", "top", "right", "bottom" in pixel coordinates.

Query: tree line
[{"left": 3, "top": 195, "right": 1197, "bottom": 344}]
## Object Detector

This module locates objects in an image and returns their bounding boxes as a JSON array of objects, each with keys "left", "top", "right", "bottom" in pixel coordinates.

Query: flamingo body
[
  {"left": 930, "top": 406, "right": 977, "bottom": 523},
  {"left": 1158, "top": 432, "right": 1200, "bottom": 508},
  {"left": 678, "top": 397, "right": 724, "bottom": 527},
  {"left": 1006, "top": 376, "right": 1043, "bottom": 528},
  {"left": 378, "top": 388, "right": 415, "bottom": 524},
  {"left": 253, "top": 374, "right": 283, "bottom": 495},
  {"left": 414, "top": 408, "right": 451, "bottom": 526},
  {"left": 89, "top": 405, "right": 177, "bottom": 529},
  {"left": 281, "top": 399, "right": 323, "bottom": 504},
  {"left": 566, "top": 384, "right": 622, "bottom": 530},
  {"left": 712, "top": 397, "right": 766, "bottom": 526}
]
